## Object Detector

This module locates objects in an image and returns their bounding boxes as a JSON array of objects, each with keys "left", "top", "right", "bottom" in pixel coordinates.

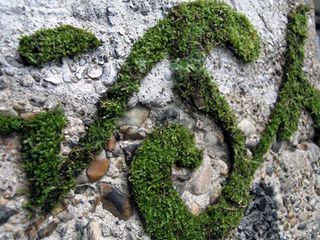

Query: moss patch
[
  {"left": 0, "top": 114, "right": 25, "bottom": 135},
  {"left": 130, "top": 124, "right": 204, "bottom": 239},
  {"left": 18, "top": 25, "right": 101, "bottom": 66}
]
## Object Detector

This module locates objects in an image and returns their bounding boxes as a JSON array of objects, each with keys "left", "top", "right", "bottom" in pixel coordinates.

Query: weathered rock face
[{"left": 0, "top": 0, "right": 320, "bottom": 239}]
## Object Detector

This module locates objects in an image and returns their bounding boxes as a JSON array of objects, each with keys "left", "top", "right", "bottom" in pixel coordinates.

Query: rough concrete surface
[{"left": 0, "top": 0, "right": 319, "bottom": 239}]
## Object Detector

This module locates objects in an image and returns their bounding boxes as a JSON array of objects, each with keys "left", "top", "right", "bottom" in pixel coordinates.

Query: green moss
[
  {"left": 130, "top": 124, "right": 204, "bottom": 239},
  {"left": 253, "top": 5, "right": 320, "bottom": 161},
  {"left": 18, "top": 25, "right": 101, "bottom": 66},
  {"left": 0, "top": 107, "right": 66, "bottom": 208},
  {"left": 64, "top": 0, "right": 259, "bottom": 238},
  {"left": 21, "top": 106, "right": 67, "bottom": 208},
  {"left": 0, "top": 114, "right": 25, "bottom": 134},
  {"left": 1, "top": 2, "right": 318, "bottom": 239}
]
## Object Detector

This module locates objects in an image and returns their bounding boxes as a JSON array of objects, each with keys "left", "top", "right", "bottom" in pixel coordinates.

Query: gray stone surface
[{"left": 0, "top": 0, "right": 319, "bottom": 239}]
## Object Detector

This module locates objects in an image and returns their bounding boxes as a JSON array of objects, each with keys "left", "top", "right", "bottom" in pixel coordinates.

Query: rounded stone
[
  {"left": 86, "top": 157, "right": 110, "bottom": 183},
  {"left": 239, "top": 119, "right": 256, "bottom": 137},
  {"left": 87, "top": 221, "right": 102, "bottom": 240},
  {"left": 88, "top": 65, "right": 103, "bottom": 79},
  {"left": 191, "top": 159, "right": 213, "bottom": 195},
  {"left": 118, "top": 105, "right": 150, "bottom": 128}
]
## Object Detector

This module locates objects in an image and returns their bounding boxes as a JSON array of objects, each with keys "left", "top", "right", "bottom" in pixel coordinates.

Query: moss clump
[
  {"left": 0, "top": 107, "right": 66, "bottom": 208},
  {"left": 18, "top": 25, "right": 101, "bottom": 66}
]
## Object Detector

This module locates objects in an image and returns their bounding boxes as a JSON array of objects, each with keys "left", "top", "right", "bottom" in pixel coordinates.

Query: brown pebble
[
  {"left": 106, "top": 135, "right": 117, "bottom": 151},
  {"left": 86, "top": 157, "right": 110, "bottom": 183},
  {"left": 20, "top": 112, "right": 36, "bottom": 120},
  {"left": 297, "top": 143, "right": 309, "bottom": 151}
]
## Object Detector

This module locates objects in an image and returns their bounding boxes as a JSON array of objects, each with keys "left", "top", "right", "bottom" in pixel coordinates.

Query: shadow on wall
[
  {"left": 315, "top": 0, "right": 320, "bottom": 58},
  {"left": 234, "top": 182, "right": 281, "bottom": 240}
]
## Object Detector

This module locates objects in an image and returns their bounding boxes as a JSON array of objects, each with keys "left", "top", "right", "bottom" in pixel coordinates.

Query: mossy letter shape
[
  {"left": 18, "top": 25, "right": 100, "bottom": 66},
  {"left": 0, "top": 107, "right": 66, "bottom": 208},
  {"left": 129, "top": 3, "right": 320, "bottom": 239},
  {"left": 1, "top": 1, "right": 319, "bottom": 239}
]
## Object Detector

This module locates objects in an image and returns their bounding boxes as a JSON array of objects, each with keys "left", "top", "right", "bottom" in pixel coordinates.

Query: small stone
[
  {"left": 299, "top": 212, "right": 309, "bottom": 222},
  {"left": 0, "top": 206, "right": 17, "bottom": 225},
  {"left": 164, "top": 68, "right": 173, "bottom": 81},
  {"left": 266, "top": 166, "right": 273, "bottom": 176},
  {"left": 173, "top": 167, "right": 190, "bottom": 181},
  {"left": 113, "top": 131, "right": 121, "bottom": 141},
  {"left": 25, "top": 217, "right": 45, "bottom": 239},
  {"left": 297, "top": 223, "right": 307, "bottom": 230},
  {"left": 297, "top": 143, "right": 309, "bottom": 150},
  {"left": 193, "top": 93, "right": 205, "bottom": 109},
  {"left": 106, "top": 135, "right": 117, "bottom": 151},
  {"left": 87, "top": 221, "right": 102, "bottom": 240},
  {"left": 118, "top": 105, "right": 150, "bottom": 128},
  {"left": 88, "top": 65, "right": 103, "bottom": 79},
  {"left": 77, "top": 170, "right": 90, "bottom": 185},
  {"left": 30, "top": 96, "right": 45, "bottom": 107},
  {"left": 191, "top": 158, "right": 212, "bottom": 195},
  {"left": 161, "top": 106, "right": 180, "bottom": 123},
  {"left": 37, "top": 220, "right": 59, "bottom": 239},
  {"left": 209, "top": 187, "right": 222, "bottom": 204},
  {"left": 62, "top": 72, "right": 72, "bottom": 83},
  {"left": 272, "top": 141, "right": 282, "bottom": 153},
  {"left": 239, "top": 119, "right": 255, "bottom": 137},
  {"left": 123, "top": 143, "right": 140, "bottom": 165},
  {"left": 19, "top": 75, "right": 34, "bottom": 87},
  {"left": 190, "top": 202, "right": 200, "bottom": 216},
  {"left": 79, "top": 58, "right": 86, "bottom": 66},
  {"left": 174, "top": 182, "right": 186, "bottom": 195},
  {"left": 121, "top": 126, "right": 146, "bottom": 140},
  {"left": 94, "top": 82, "right": 107, "bottom": 95},
  {"left": 289, "top": 217, "right": 298, "bottom": 228},
  {"left": 20, "top": 112, "right": 36, "bottom": 121},
  {"left": 12, "top": 102, "right": 26, "bottom": 112},
  {"left": 256, "top": 197, "right": 267, "bottom": 211},
  {"left": 51, "top": 200, "right": 68, "bottom": 216},
  {"left": 99, "top": 183, "right": 133, "bottom": 220},
  {"left": 140, "top": 3, "right": 149, "bottom": 16},
  {"left": 86, "top": 157, "right": 110, "bottom": 183},
  {"left": 217, "top": 160, "right": 228, "bottom": 176},
  {"left": 59, "top": 212, "right": 74, "bottom": 223},
  {"left": 0, "top": 78, "right": 8, "bottom": 90},
  {"left": 44, "top": 74, "right": 62, "bottom": 85},
  {"left": 101, "top": 63, "right": 116, "bottom": 86},
  {"left": 0, "top": 107, "right": 18, "bottom": 117},
  {"left": 0, "top": 197, "right": 9, "bottom": 206}
]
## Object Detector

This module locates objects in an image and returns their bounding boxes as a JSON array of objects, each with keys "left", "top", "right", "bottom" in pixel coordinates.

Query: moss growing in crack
[{"left": 18, "top": 25, "right": 101, "bottom": 66}]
